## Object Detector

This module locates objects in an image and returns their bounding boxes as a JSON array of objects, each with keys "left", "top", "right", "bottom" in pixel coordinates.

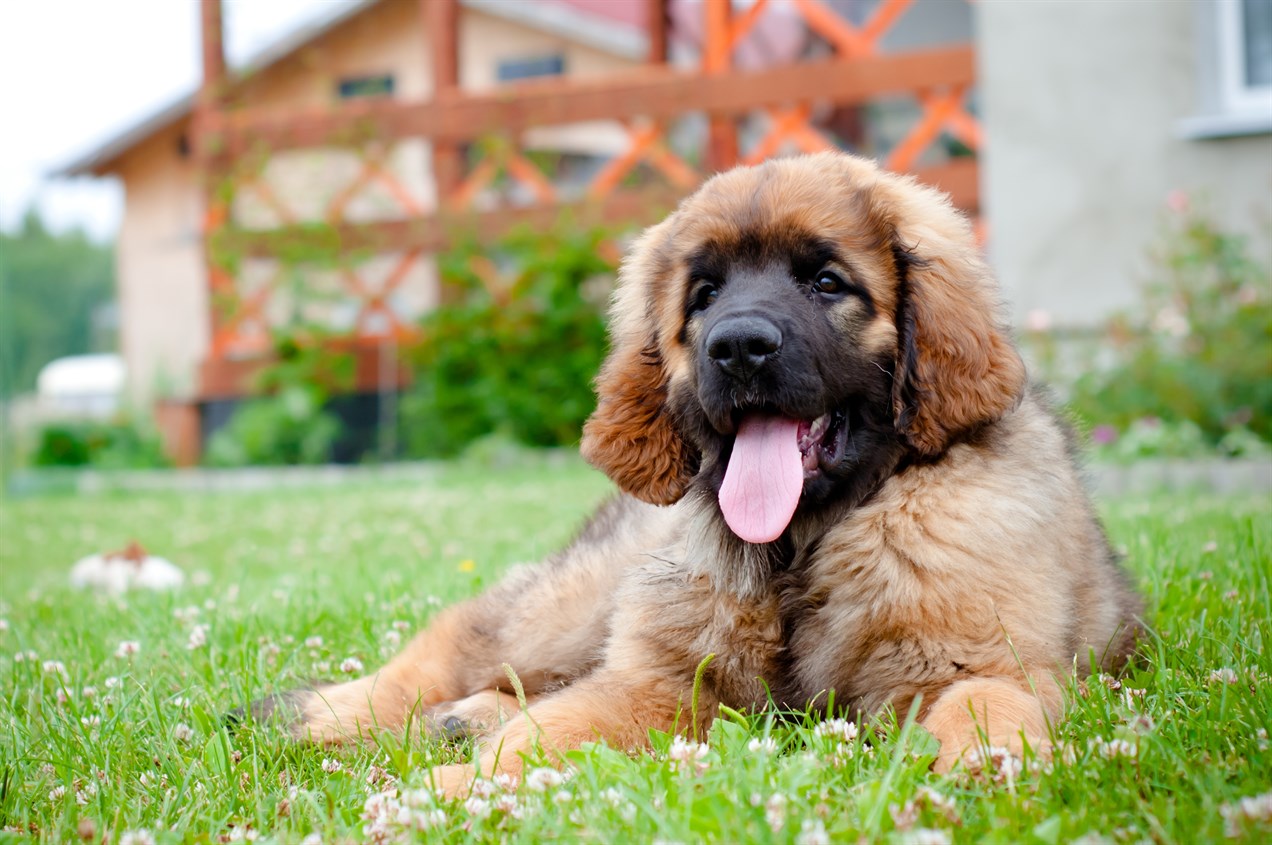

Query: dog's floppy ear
[
  {"left": 581, "top": 219, "right": 699, "bottom": 505},
  {"left": 883, "top": 181, "right": 1026, "bottom": 456}
]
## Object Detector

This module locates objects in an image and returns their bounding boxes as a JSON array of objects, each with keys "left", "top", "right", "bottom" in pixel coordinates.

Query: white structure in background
[
  {"left": 69, "top": 541, "right": 185, "bottom": 593},
  {"left": 36, "top": 354, "right": 125, "bottom": 419}
]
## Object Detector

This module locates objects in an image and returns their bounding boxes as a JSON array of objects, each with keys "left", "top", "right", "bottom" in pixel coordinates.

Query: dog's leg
[
  {"left": 921, "top": 674, "right": 1062, "bottom": 772},
  {"left": 427, "top": 667, "right": 696, "bottom": 796},
  {"left": 254, "top": 496, "right": 679, "bottom": 743},
  {"left": 429, "top": 688, "right": 524, "bottom": 738}
]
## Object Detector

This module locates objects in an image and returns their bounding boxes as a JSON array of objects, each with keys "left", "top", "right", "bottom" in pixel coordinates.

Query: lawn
[{"left": 1, "top": 456, "right": 1269, "bottom": 844}]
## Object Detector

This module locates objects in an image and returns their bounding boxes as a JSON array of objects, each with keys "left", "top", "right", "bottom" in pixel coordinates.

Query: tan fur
[{"left": 275, "top": 153, "right": 1141, "bottom": 796}]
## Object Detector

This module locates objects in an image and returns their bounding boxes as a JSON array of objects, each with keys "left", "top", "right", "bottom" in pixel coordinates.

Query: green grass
[{"left": 1, "top": 457, "right": 1269, "bottom": 843}]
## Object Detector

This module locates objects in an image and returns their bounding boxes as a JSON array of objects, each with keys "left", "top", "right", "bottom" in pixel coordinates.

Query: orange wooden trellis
[{"left": 194, "top": 0, "right": 981, "bottom": 396}]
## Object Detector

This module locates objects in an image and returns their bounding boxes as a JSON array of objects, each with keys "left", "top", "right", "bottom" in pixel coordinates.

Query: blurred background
[{"left": 1, "top": 0, "right": 1269, "bottom": 481}]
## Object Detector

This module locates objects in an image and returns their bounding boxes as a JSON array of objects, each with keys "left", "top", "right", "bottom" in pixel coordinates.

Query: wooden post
[
  {"left": 703, "top": 0, "right": 737, "bottom": 171},
  {"left": 195, "top": 0, "right": 230, "bottom": 391},
  {"left": 427, "top": 0, "right": 462, "bottom": 206},
  {"left": 647, "top": 0, "right": 669, "bottom": 65},
  {"left": 426, "top": 0, "right": 463, "bottom": 307}
]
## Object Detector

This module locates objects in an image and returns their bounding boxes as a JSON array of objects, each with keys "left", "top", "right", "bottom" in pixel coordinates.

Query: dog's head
[{"left": 582, "top": 153, "right": 1025, "bottom": 543}]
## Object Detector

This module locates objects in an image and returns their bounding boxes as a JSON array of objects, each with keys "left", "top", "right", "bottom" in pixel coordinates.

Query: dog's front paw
[
  {"left": 226, "top": 689, "right": 309, "bottom": 735},
  {"left": 930, "top": 728, "right": 1052, "bottom": 775},
  {"left": 427, "top": 763, "right": 479, "bottom": 799}
]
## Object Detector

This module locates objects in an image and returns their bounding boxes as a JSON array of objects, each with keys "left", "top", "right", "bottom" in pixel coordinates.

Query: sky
[{"left": 0, "top": 0, "right": 360, "bottom": 242}]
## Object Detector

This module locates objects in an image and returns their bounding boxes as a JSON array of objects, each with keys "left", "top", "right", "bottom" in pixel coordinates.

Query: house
[
  {"left": 57, "top": 0, "right": 653, "bottom": 412},
  {"left": 58, "top": 0, "right": 1271, "bottom": 463}
]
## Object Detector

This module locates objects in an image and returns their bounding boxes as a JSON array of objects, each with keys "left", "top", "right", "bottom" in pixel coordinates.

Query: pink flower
[
  {"left": 1166, "top": 189, "right": 1189, "bottom": 214},
  {"left": 1091, "top": 425, "right": 1118, "bottom": 446}
]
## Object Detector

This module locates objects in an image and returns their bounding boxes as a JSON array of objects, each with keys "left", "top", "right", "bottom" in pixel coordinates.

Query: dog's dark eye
[
  {"left": 690, "top": 282, "right": 720, "bottom": 313},
  {"left": 812, "top": 271, "right": 846, "bottom": 296}
]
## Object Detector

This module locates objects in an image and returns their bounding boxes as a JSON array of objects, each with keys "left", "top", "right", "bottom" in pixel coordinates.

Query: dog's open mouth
[{"left": 718, "top": 410, "right": 848, "bottom": 544}]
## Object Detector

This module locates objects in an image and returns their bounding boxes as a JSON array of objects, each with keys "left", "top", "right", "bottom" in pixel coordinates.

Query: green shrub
[
  {"left": 30, "top": 419, "right": 169, "bottom": 469},
  {"left": 204, "top": 329, "right": 354, "bottom": 466},
  {"left": 1068, "top": 201, "right": 1272, "bottom": 448},
  {"left": 400, "top": 223, "right": 615, "bottom": 458}
]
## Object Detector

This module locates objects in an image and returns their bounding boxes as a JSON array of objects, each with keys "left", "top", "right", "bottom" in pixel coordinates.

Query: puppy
[{"left": 256, "top": 152, "right": 1141, "bottom": 794}]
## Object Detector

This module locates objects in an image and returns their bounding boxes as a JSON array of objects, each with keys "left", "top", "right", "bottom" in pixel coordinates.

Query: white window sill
[{"left": 1176, "top": 111, "right": 1272, "bottom": 139}]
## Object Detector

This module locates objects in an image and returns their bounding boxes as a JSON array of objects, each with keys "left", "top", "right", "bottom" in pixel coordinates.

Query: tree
[{"left": 0, "top": 209, "right": 116, "bottom": 398}]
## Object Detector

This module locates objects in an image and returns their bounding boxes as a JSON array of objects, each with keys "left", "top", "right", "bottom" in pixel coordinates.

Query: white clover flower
[
  {"left": 174, "top": 606, "right": 201, "bottom": 623},
  {"left": 901, "top": 829, "right": 952, "bottom": 845},
  {"left": 104, "top": 676, "right": 121, "bottom": 689},
  {"left": 75, "top": 781, "right": 97, "bottom": 805},
  {"left": 668, "top": 736, "right": 711, "bottom": 776},
  {"left": 187, "top": 624, "right": 210, "bottom": 650},
  {"left": 0, "top": 619, "right": 9, "bottom": 632},
  {"left": 340, "top": 657, "right": 364, "bottom": 674},
  {"left": 470, "top": 778, "right": 501, "bottom": 799},
  {"left": 49, "top": 785, "right": 67, "bottom": 802},
  {"left": 1209, "top": 667, "right": 1239, "bottom": 685},
  {"left": 383, "top": 630, "right": 402, "bottom": 648},
  {"left": 491, "top": 772, "right": 517, "bottom": 792},
  {"left": 114, "top": 640, "right": 140, "bottom": 659},
  {"left": 464, "top": 795, "right": 491, "bottom": 818},
  {"left": 524, "top": 766, "right": 565, "bottom": 792},
  {"left": 812, "top": 717, "right": 858, "bottom": 742},
  {"left": 493, "top": 793, "right": 521, "bottom": 816},
  {"left": 304, "top": 636, "right": 324, "bottom": 649},
  {"left": 119, "top": 831, "right": 157, "bottom": 845},
  {"left": 1221, "top": 790, "right": 1272, "bottom": 837},
  {"left": 42, "top": 660, "right": 68, "bottom": 678},
  {"left": 795, "top": 818, "right": 830, "bottom": 845},
  {"left": 81, "top": 685, "right": 97, "bottom": 701},
  {"left": 765, "top": 792, "right": 788, "bottom": 833},
  {"left": 747, "top": 736, "right": 778, "bottom": 754},
  {"left": 173, "top": 723, "right": 194, "bottom": 743},
  {"left": 321, "top": 758, "right": 343, "bottom": 774},
  {"left": 300, "top": 835, "right": 323, "bottom": 845},
  {"left": 1096, "top": 738, "right": 1137, "bottom": 760},
  {"left": 552, "top": 789, "right": 573, "bottom": 804},
  {"left": 963, "top": 745, "right": 1023, "bottom": 784},
  {"left": 81, "top": 715, "right": 100, "bottom": 728}
]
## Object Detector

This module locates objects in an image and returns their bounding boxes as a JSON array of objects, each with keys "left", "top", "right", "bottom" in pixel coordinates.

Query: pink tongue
[{"left": 719, "top": 415, "right": 804, "bottom": 544}]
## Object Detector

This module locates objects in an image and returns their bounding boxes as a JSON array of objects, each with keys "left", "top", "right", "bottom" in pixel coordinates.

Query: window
[
  {"left": 496, "top": 54, "right": 565, "bottom": 83},
  {"left": 1180, "top": 0, "right": 1272, "bottom": 138},
  {"left": 337, "top": 74, "right": 395, "bottom": 100}
]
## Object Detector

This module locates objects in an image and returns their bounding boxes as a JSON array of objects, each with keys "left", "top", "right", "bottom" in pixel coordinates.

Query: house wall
[
  {"left": 112, "top": 0, "right": 639, "bottom": 404},
  {"left": 978, "top": 0, "right": 1272, "bottom": 328},
  {"left": 114, "top": 124, "right": 204, "bottom": 404}
]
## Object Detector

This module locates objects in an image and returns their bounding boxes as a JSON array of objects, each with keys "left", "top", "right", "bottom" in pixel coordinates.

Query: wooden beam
[
  {"left": 213, "top": 185, "right": 685, "bottom": 260},
  {"left": 209, "top": 158, "right": 979, "bottom": 264},
  {"left": 205, "top": 47, "right": 976, "bottom": 160}
]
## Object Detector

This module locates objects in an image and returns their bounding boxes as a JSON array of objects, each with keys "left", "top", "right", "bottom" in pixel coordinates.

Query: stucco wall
[
  {"left": 115, "top": 125, "right": 204, "bottom": 404},
  {"left": 978, "top": 0, "right": 1272, "bottom": 328}
]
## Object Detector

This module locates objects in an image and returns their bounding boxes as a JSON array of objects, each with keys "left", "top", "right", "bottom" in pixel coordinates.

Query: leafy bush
[
  {"left": 1068, "top": 200, "right": 1272, "bottom": 449},
  {"left": 30, "top": 419, "right": 169, "bottom": 469},
  {"left": 400, "top": 223, "right": 615, "bottom": 458},
  {"left": 204, "top": 329, "right": 354, "bottom": 466}
]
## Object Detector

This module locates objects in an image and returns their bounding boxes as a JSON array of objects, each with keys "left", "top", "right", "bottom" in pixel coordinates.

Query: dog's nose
[{"left": 706, "top": 316, "right": 782, "bottom": 382}]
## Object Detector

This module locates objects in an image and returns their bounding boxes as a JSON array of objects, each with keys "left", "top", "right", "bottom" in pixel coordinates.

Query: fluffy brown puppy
[{"left": 259, "top": 152, "right": 1142, "bottom": 794}]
